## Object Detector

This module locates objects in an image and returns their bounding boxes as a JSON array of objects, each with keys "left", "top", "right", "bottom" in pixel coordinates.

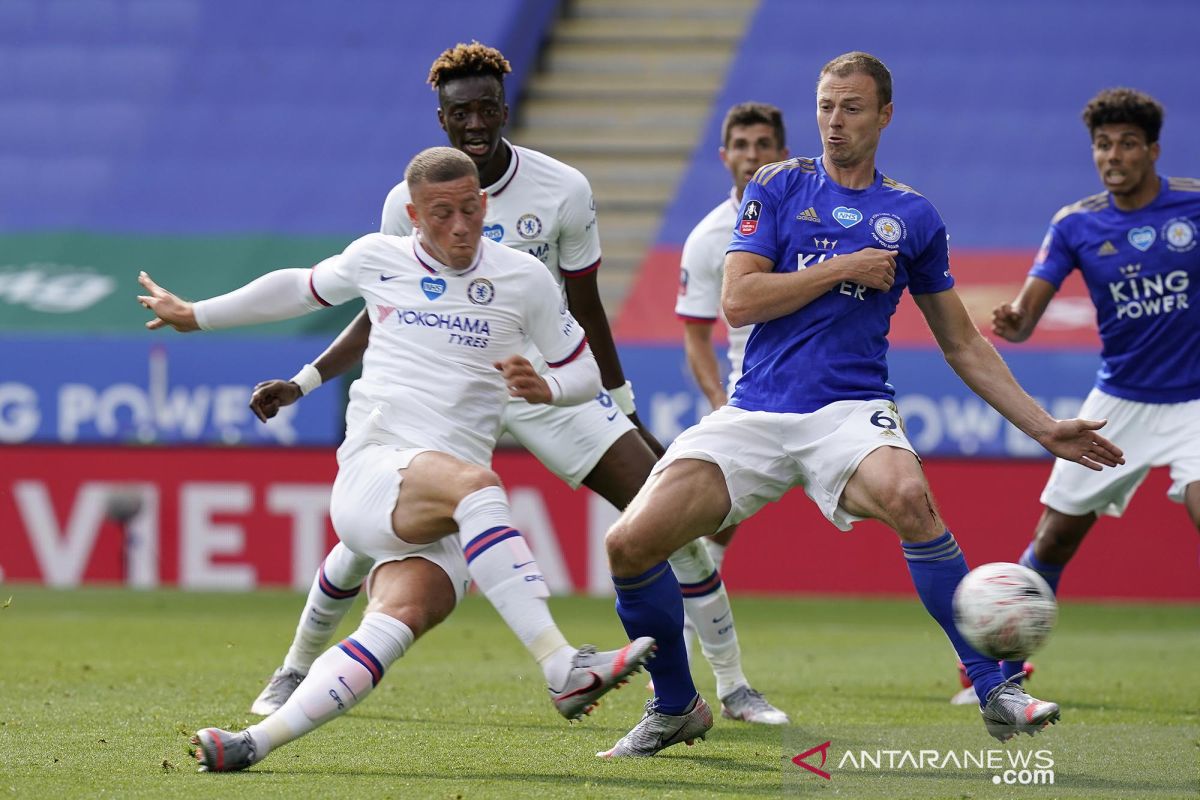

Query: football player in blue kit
[
  {"left": 597, "top": 52, "right": 1127, "bottom": 758},
  {"left": 973, "top": 87, "right": 1199, "bottom": 689}
]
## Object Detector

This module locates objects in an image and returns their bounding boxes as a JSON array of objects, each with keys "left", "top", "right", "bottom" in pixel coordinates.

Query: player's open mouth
[{"left": 463, "top": 141, "right": 491, "bottom": 156}]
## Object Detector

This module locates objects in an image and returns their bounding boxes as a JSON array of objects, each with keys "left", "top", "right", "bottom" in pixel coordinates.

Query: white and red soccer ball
[{"left": 953, "top": 562, "right": 1057, "bottom": 661}]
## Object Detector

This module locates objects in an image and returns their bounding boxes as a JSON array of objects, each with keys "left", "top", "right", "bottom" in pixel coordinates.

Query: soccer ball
[{"left": 953, "top": 562, "right": 1057, "bottom": 661}]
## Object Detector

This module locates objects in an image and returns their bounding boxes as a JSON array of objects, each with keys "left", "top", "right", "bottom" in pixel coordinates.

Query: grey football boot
[
  {"left": 597, "top": 696, "right": 714, "bottom": 758},
  {"left": 720, "top": 686, "right": 790, "bottom": 725},
  {"left": 249, "top": 666, "right": 305, "bottom": 715},
  {"left": 550, "top": 637, "right": 656, "bottom": 720},
  {"left": 981, "top": 671, "right": 1060, "bottom": 742},
  {"left": 191, "top": 728, "right": 262, "bottom": 772}
]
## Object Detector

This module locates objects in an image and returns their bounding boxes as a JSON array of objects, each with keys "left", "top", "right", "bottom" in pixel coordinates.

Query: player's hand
[
  {"left": 249, "top": 379, "right": 302, "bottom": 422},
  {"left": 832, "top": 248, "right": 896, "bottom": 292},
  {"left": 495, "top": 355, "right": 552, "bottom": 404},
  {"left": 628, "top": 411, "right": 666, "bottom": 457},
  {"left": 137, "top": 271, "right": 199, "bottom": 332},
  {"left": 991, "top": 301, "right": 1028, "bottom": 342},
  {"left": 1037, "top": 418, "right": 1125, "bottom": 471}
]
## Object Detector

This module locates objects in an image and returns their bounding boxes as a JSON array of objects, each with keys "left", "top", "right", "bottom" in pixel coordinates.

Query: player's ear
[
  {"left": 406, "top": 202, "right": 419, "bottom": 226},
  {"left": 1149, "top": 140, "right": 1161, "bottom": 163},
  {"left": 479, "top": 191, "right": 488, "bottom": 214},
  {"left": 879, "top": 102, "right": 894, "bottom": 130},
  {"left": 718, "top": 146, "right": 730, "bottom": 168},
  {"left": 437, "top": 106, "right": 447, "bottom": 133}
]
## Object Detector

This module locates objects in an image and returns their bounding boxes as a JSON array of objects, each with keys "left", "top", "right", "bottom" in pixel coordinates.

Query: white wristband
[
  {"left": 608, "top": 381, "right": 636, "bottom": 415},
  {"left": 290, "top": 363, "right": 322, "bottom": 396}
]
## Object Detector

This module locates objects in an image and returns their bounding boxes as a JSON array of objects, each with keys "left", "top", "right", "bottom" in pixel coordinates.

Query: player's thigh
[
  {"left": 581, "top": 430, "right": 657, "bottom": 510},
  {"left": 392, "top": 451, "right": 502, "bottom": 543},
  {"left": 331, "top": 444, "right": 495, "bottom": 551},
  {"left": 624, "top": 406, "right": 793, "bottom": 539},
  {"left": 1041, "top": 391, "right": 1162, "bottom": 517},
  {"left": 840, "top": 444, "right": 941, "bottom": 538},
  {"left": 503, "top": 395, "right": 636, "bottom": 489},
  {"left": 1160, "top": 397, "right": 1200, "bottom": 512},
  {"left": 364, "top": 554, "right": 460, "bottom": 638},
  {"left": 787, "top": 399, "right": 929, "bottom": 534},
  {"left": 607, "top": 456, "right": 732, "bottom": 572}
]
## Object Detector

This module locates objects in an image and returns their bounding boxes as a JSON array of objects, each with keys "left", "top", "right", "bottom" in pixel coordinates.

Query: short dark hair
[
  {"left": 1082, "top": 87, "right": 1164, "bottom": 143},
  {"left": 428, "top": 41, "right": 512, "bottom": 95},
  {"left": 405, "top": 146, "right": 479, "bottom": 189},
  {"left": 817, "top": 51, "right": 892, "bottom": 108},
  {"left": 721, "top": 102, "right": 786, "bottom": 149}
]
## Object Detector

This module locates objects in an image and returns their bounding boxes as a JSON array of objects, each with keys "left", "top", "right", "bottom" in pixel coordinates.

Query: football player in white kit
[
  {"left": 247, "top": 43, "right": 786, "bottom": 726},
  {"left": 138, "top": 148, "right": 655, "bottom": 772}
]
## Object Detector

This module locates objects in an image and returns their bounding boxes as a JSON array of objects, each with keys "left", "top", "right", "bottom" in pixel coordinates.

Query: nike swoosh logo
[
  {"left": 605, "top": 411, "right": 619, "bottom": 421},
  {"left": 379, "top": 274, "right": 400, "bottom": 281},
  {"left": 712, "top": 612, "right": 730, "bottom": 624},
  {"left": 512, "top": 560, "right": 536, "bottom": 569},
  {"left": 557, "top": 672, "right": 603, "bottom": 700},
  {"left": 337, "top": 676, "right": 359, "bottom": 701}
]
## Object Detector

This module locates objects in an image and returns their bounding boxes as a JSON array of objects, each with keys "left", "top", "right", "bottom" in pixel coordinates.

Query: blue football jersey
[
  {"left": 726, "top": 157, "right": 954, "bottom": 413},
  {"left": 1030, "top": 176, "right": 1200, "bottom": 403}
]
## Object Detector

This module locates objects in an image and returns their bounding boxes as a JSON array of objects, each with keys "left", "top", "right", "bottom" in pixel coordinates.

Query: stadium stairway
[{"left": 511, "top": 0, "right": 758, "bottom": 312}]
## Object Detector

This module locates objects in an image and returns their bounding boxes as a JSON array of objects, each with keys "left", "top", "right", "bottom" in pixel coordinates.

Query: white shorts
[
  {"left": 652, "top": 400, "right": 916, "bottom": 531},
  {"left": 502, "top": 392, "right": 635, "bottom": 488},
  {"left": 1041, "top": 388, "right": 1200, "bottom": 517},
  {"left": 329, "top": 440, "right": 471, "bottom": 603}
]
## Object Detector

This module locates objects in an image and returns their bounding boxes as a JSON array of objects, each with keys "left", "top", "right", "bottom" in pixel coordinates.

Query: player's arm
[
  {"left": 138, "top": 262, "right": 346, "bottom": 332},
  {"left": 914, "top": 288, "right": 1123, "bottom": 470},
  {"left": 514, "top": 267, "right": 601, "bottom": 405},
  {"left": 682, "top": 321, "right": 727, "bottom": 409},
  {"left": 249, "top": 310, "right": 372, "bottom": 422},
  {"left": 557, "top": 172, "right": 661, "bottom": 451},
  {"left": 992, "top": 276, "right": 1058, "bottom": 343},
  {"left": 722, "top": 248, "right": 897, "bottom": 326}
]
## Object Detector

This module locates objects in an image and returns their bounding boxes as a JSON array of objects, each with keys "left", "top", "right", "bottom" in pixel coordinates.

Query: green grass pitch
[{"left": 0, "top": 588, "right": 1196, "bottom": 799}]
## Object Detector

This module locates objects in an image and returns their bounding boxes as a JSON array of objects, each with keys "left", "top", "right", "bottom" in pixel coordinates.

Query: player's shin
[
  {"left": 1001, "top": 543, "right": 1065, "bottom": 680},
  {"left": 902, "top": 531, "right": 1002, "bottom": 704},
  {"left": 454, "top": 486, "right": 575, "bottom": 687},
  {"left": 284, "top": 543, "right": 373, "bottom": 674},
  {"left": 669, "top": 540, "right": 747, "bottom": 699},
  {"left": 249, "top": 612, "right": 413, "bottom": 756},
  {"left": 613, "top": 562, "right": 698, "bottom": 714}
]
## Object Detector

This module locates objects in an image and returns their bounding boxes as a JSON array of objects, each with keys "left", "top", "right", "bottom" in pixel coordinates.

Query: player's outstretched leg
[
  {"left": 903, "top": 531, "right": 1061, "bottom": 738},
  {"left": 1001, "top": 542, "right": 1063, "bottom": 680},
  {"left": 668, "top": 539, "right": 789, "bottom": 725},
  {"left": 196, "top": 610, "right": 414, "bottom": 772},
  {"left": 250, "top": 543, "right": 373, "bottom": 715},
  {"left": 599, "top": 562, "right": 712, "bottom": 756},
  {"left": 454, "top": 485, "right": 651, "bottom": 718}
]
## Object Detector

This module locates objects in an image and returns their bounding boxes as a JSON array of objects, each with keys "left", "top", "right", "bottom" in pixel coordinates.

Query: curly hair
[
  {"left": 1081, "top": 88, "right": 1164, "bottom": 143},
  {"left": 427, "top": 41, "right": 512, "bottom": 90}
]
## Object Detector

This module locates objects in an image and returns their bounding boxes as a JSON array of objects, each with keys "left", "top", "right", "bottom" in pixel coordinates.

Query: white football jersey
[
  {"left": 381, "top": 141, "right": 601, "bottom": 372},
  {"left": 674, "top": 190, "right": 751, "bottom": 391},
  {"left": 310, "top": 233, "right": 587, "bottom": 466}
]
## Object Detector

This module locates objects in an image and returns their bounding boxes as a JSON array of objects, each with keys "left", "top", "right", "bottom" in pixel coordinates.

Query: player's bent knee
[
  {"left": 453, "top": 464, "right": 502, "bottom": 500},
  {"left": 604, "top": 520, "right": 658, "bottom": 573}
]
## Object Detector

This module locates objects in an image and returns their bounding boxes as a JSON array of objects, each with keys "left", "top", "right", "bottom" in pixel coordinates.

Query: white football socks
[
  {"left": 454, "top": 486, "right": 574, "bottom": 688},
  {"left": 703, "top": 536, "right": 728, "bottom": 572},
  {"left": 668, "top": 539, "right": 748, "bottom": 699},
  {"left": 282, "top": 542, "right": 374, "bottom": 674},
  {"left": 250, "top": 611, "right": 413, "bottom": 756}
]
